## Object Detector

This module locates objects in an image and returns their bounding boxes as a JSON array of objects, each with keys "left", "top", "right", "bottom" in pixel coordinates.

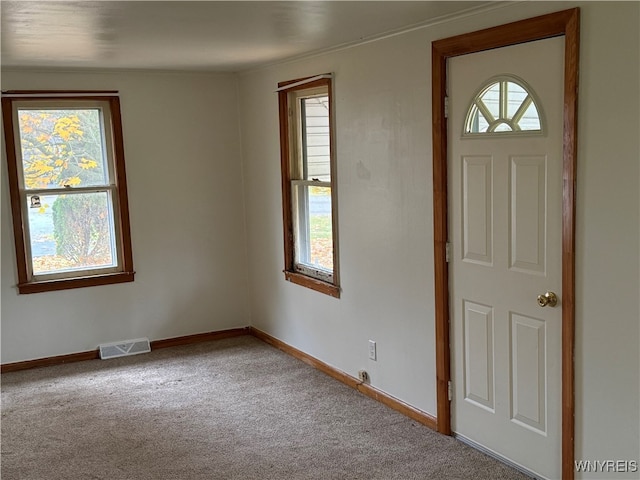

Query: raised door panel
[
  {"left": 463, "top": 300, "right": 495, "bottom": 412},
  {"left": 510, "top": 155, "right": 546, "bottom": 275},
  {"left": 510, "top": 312, "right": 547, "bottom": 435},
  {"left": 462, "top": 155, "right": 493, "bottom": 266}
]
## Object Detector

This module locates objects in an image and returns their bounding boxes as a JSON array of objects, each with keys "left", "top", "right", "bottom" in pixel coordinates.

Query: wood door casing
[{"left": 431, "top": 8, "right": 579, "bottom": 480}]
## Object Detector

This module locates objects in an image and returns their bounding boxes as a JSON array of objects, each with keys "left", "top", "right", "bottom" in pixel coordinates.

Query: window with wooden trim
[
  {"left": 278, "top": 75, "right": 340, "bottom": 298},
  {"left": 1, "top": 92, "right": 134, "bottom": 294}
]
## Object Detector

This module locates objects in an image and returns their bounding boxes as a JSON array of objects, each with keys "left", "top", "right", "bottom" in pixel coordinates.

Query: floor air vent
[{"left": 99, "top": 338, "right": 151, "bottom": 360}]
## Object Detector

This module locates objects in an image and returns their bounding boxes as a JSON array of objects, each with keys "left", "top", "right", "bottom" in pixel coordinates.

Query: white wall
[
  {"left": 1, "top": 2, "right": 637, "bottom": 477},
  {"left": 575, "top": 3, "right": 639, "bottom": 476},
  {"left": 240, "top": 23, "right": 438, "bottom": 415},
  {"left": 1, "top": 70, "right": 250, "bottom": 363},
  {"left": 238, "top": 2, "right": 639, "bottom": 477}
]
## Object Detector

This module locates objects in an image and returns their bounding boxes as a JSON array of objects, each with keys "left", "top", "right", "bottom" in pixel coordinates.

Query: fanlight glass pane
[
  {"left": 468, "top": 106, "right": 490, "bottom": 133},
  {"left": 481, "top": 84, "right": 500, "bottom": 120},
  {"left": 27, "top": 192, "right": 117, "bottom": 275},
  {"left": 18, "top": 108, "right": 109, "bottom": 189},
  {"left": 465, "top": 78, "right": 542, "bottom": 135},
  {"left": 506, "top": 83, "right": 529, "bottom": 118},
  {"left": 519, "top": 102, "right": 542, "bottom": 131}
]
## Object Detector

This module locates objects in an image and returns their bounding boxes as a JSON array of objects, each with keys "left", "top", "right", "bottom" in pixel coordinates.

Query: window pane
[
  {"left": 294, "top": 185, "right": 333, "bottom": 272},
  {"left": 506, "top": 82, "right": 528, "bottom": 118},
  {"left": 308, "top": 186, "right": 333, "bottom": 271},
  {"left": 519, "top": 102, "right": 542, "bottom": 131},
  {"left": 479, "top": 84, "right": 500, "bottom": 120},
  {"left": 467, "top": 105, "right": 490, "bottom": 133},
  {"left": 27, "top": 192, "right": 117, "bottom": 275},
  {"left": 302, "top": 96, "right": 330, "bottom": 181},
  {"left": 494, "top": 123, "right": 512, "bottom": 132},
  {"left": 18, "top": 109, "right": 108, "bottom": 189}
]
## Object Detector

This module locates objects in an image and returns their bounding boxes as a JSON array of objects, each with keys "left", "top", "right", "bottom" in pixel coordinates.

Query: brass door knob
[{"left": 537, "top": 291, "right": 558, "bottom": 307}]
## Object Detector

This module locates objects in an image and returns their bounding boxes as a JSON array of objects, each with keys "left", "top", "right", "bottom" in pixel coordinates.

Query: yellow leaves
[
  {"left": 19, "top": 113, "right": 38, "bottom": 134},
  {"left": 53, "top": 115, "right": 83, "bottom": 141},
  {"left": 62, "top": 176, "right": 81, "bottom": 187},
  {"left": 19, "top": 110, "right": 99, "bottom": 189},
  {"left": 79, "top": 158, "right": 98, "bottom": 170},
  {"left": 26, "top": 176, "right": 53, "bottom": 190},
  {"left": 25, "top": 159, "right": 54, "bottom": 174}
]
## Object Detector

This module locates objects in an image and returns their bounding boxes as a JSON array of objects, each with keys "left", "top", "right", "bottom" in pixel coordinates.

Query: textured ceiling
[{"left": 1, "top": 1, "right": 494, "bottom": 71}]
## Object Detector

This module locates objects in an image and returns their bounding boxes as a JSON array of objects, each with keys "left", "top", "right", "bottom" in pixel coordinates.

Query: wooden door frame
[{"left": 431, "top": 8, "right": 579, "bottom": 480}]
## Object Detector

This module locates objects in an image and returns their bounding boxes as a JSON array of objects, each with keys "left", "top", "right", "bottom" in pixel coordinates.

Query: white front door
[{"left": 449, "top": 37, "right": 564, "bottom": 479}]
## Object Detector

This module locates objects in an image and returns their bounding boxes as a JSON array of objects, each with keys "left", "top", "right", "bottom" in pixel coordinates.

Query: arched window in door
[{"left": 464, "top": 75, "right": 544, "bottom": 135}]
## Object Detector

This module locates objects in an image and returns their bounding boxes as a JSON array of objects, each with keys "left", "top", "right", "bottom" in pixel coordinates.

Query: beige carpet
[{"left": 1, "top": 335, "right": 530, "bottom": 479}]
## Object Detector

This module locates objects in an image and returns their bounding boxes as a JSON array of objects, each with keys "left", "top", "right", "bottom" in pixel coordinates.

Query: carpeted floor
[{"left": 1, "top": 335, "right": 530, "bottom": 479}]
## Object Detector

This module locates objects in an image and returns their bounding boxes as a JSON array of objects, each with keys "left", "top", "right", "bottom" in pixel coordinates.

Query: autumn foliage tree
[
  {"left": 19, "top": 110, "right": 111, "bottom": 266},
  {"left": 19, "top": 110, "right": 104, "bottom": 189},
  {"left": 52, "top": 194, "right": 111, "bottom": 264}
]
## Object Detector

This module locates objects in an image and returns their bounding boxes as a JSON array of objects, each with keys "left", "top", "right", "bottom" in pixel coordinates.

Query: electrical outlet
[
  {"left": 358, "top": 370, "right": 369, "bottom": 382},
  {"left": 368, "top": 340, "right": 377, "bottom": 361}
]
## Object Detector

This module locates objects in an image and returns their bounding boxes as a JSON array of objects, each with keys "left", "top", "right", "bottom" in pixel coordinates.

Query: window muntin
[
  {"left": 2, "top": 94, "right": 134, "bottom": 293},
  {"left": 278, "top": 76, "right": 339, "bottom": 297},
  {"left": 464, "top": 76, "right": 544, "bottom": 136}
]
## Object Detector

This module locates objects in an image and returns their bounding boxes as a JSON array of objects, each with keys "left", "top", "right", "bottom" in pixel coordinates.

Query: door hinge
[
  {"left": 444, "top": 96, "right": 449, "bottom": 119},
  {"left": 448, "top": 380, "right": 453, "bottom": 401},
  {"left": 445, "top": 242, "right": 452, "bottom": 263}
]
